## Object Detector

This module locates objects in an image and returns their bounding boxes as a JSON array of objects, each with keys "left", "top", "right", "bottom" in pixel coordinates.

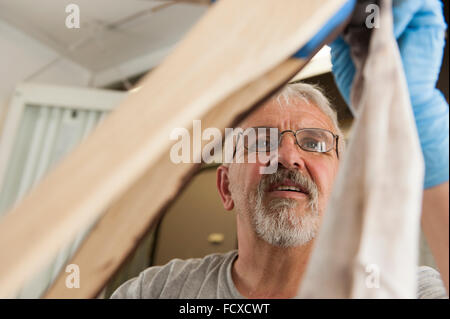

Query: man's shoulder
[
  {"left": 150, "top": 250, "right": 236, "bottom": 275},
  {"left": 111, "top": 250, "right": 237, "bottom": 299},
  {"left": 417, "top": 265, "right": 448, "bottom": 299},
  {"left": 159, "top": 250, "right": 236, "bottom": 272}
]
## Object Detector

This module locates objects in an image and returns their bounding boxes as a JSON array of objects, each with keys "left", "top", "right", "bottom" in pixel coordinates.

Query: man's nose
[{"left": 277, "top": 133, "right": 306, "bottom": 170}]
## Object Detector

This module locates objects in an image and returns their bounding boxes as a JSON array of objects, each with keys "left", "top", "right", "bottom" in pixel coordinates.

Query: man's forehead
[{"left": 240, "top": 97, "right": 335, "bottom": 132}]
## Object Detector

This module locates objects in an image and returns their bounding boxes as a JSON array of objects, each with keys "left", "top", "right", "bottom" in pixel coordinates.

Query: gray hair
[
  {"left": 272, "top": 82, "right": 345, "bottom": 153},
  {"left": 223, "top": 82, "right": 345, "bottom": 166}
]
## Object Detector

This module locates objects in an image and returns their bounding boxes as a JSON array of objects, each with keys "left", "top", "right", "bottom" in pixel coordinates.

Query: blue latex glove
[{"left": 330, "top": 0, "right": 449, "bottom": 189}]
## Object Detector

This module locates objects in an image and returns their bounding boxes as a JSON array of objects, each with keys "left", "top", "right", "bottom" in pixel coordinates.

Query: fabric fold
[{"left": 298, "top": 0, "right": 424, "bottom": 298}]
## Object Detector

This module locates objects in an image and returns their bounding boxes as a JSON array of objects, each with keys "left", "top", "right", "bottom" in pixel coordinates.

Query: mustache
[{"left": 259, "top": 168, "right": 319, "bottom": 201}]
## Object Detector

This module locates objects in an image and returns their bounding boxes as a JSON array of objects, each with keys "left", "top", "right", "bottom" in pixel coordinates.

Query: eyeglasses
[{"left": 237, "top": 127, "right": 340, "bottom": 158}]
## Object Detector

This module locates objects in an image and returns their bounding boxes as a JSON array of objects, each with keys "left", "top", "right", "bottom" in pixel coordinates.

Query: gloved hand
[{"left": 330, "top": 0, "right": 449, "bottom": 189}]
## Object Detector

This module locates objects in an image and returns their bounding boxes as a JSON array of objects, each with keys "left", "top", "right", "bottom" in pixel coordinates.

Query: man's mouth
[{"left": 269, "top": 181, "right": 309, "bottom": 196}]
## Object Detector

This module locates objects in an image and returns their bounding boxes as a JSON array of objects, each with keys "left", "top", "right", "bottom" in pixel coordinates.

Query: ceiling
[
  {"left": 0, "top": 0, "right": 337, "bottom": 88},
  {"left": 0, "top": 0, "right": 208, "bottom": 73}
]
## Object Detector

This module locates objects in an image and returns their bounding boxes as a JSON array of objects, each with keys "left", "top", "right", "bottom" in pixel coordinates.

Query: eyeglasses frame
[{"left": 233, "top": 127, "right": 340, "bottom": 159}]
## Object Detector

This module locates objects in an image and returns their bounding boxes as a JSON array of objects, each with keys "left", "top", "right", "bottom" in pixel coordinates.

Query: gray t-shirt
[{"left": 110, "top": 250, "right": 448, "bottom": 299}]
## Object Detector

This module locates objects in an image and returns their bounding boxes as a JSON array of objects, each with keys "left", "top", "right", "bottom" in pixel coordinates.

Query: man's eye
[
  {"left": 246, "top": 142, "right": 258, "bottom": 152},
  {"left": 258, "top": 139, "right": 269, "bottom": 147},
  {"left": 245, "top": 139, "right": 261, "bottom": 152},
  {"left": 301, "top": 138, "right": 325, "bottom": 151},
  {"left": 257, "top": 137, "right": 275, "bottom": 151}
]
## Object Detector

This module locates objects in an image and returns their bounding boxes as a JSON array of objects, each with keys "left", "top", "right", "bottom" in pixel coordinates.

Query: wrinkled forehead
[{"left": 239, "top": 97, "right": 336, "bottom": 133}]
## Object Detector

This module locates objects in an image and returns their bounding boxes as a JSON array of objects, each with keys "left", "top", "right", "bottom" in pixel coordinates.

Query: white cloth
[{"left": 297, "top": 0, "right": 425, "bottom": 298}]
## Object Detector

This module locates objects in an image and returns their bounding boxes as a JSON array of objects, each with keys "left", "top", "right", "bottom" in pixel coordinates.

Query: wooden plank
[
  {"left": 0, "top": 0, "right": 347, "bottom": 297},
  {"left": 44, "top": 58, "right": 306, "bottom": 298}
]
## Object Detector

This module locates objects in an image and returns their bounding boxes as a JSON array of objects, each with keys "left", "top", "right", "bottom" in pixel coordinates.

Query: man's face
[{"left": 218, "top": 97, "right": 340, "bottom": 247}]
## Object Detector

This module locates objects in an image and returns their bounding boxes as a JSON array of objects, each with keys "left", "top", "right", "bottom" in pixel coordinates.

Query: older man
[
  {"left": 111, "top": 82, "right": 447, "bottom": 299},
  {"left": 216, "top": 83, "right": 341, "bottom": 298}
]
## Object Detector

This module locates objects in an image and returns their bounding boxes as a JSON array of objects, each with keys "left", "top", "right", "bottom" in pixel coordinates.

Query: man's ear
[{"left": 216, "top": 165, "right": 234, "bottom": 211}]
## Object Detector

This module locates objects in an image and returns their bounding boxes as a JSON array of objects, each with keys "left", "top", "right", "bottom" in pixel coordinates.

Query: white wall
[{"left": 0, "top": 20, "right": 92, "bottom": 134}]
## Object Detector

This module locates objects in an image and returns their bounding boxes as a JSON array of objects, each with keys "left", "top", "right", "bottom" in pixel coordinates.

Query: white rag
[{"left": 298, "top": 0, "right": 425, "bottom": 298}]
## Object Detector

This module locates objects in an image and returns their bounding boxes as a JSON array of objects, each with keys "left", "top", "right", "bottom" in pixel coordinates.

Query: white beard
[{"left": 251, "top": 186, "right": 320, "bottom": 248}]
